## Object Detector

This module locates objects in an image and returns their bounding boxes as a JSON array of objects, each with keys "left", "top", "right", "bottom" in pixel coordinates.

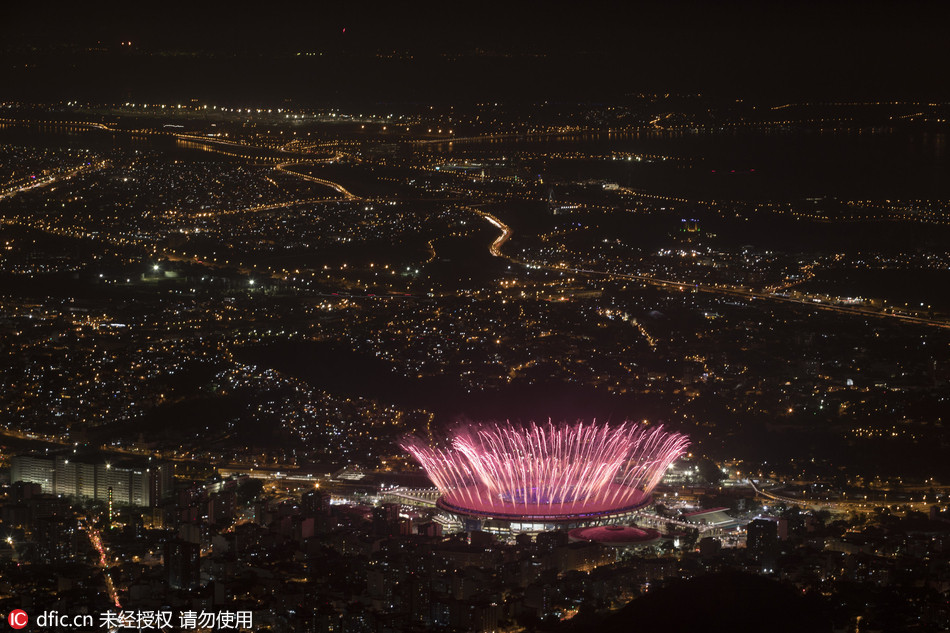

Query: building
[
  {"left": 164, "top": 538, "right": 202, "bottom": 590},
  {"left": 568, "top": 524, "right": 663, "bottom": 549},
  {"left": 683, "top": 507, "right": 739, "bottom": 532},
  {"left": 10, "top": 455, "right": 55, "bottom": 491},
  {"left": 10, "top": 452, "right": 172, "bottom": 507},
  {"left": 747, "top": 517, "right": 787, "bottom": 555},
  {"left": 402, "top": 421, "right": 689, "bottom": 535},
  {"left": 302, "top": 488, "right": 332, "bottom": 517}
]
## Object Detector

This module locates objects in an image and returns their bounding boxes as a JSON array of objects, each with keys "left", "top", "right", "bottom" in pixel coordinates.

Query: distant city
[{"left": 2, "top": 4, "right": 950, "bottom": 632}]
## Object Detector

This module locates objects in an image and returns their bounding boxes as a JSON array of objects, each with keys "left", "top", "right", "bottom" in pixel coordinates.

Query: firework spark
[{"left": 401, "top": 420, "right": 689, "bottom": 519}]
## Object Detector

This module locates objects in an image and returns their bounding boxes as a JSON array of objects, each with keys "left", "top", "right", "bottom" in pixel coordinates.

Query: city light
[{"left": 1, "top": 9, "right": 949, "bottom": 628}]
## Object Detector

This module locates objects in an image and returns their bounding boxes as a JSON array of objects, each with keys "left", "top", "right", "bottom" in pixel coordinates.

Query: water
[
  {"left": 6, "top": 122, "right": 947, "bottom": 201},
  {"left": 422, "top": 127, "right": 950, "bottom": 201},
  {"left": 799, "top": 268, "right": 950, "bottom": 310},
  {"left": 0, "top": 122, "right": 267, "bottom": 162}
]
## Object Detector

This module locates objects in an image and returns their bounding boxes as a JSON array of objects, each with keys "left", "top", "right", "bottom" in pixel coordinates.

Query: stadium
[{"left": 401, "top": 420, "right": 689, "bottom": 533}]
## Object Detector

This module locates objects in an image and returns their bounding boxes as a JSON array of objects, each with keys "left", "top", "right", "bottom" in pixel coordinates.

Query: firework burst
[{"left": 401, "top": 420, "right": 689, "bottom": 519}]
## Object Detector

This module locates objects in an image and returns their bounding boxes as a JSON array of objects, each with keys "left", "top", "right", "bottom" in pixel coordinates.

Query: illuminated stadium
[{"left": 401, "top": 421, "right": 689, "bottom": 532}]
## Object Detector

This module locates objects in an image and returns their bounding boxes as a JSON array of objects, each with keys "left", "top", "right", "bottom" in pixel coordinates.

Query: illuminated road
[
  {"left": 0, "top": 117, "right": 113, "bottom": 131},
  {"left": 463, "top": 205, "right": 512, "bottom": 257},
  {"left": 0, "top": 161, "right": 109, "bottom": 202},
  {"left": 749, "top": 479, "right": 946, "bottom": 514},
  {"left": 81, "top": 518, "right": 122, "bottom": 609},
  {"left": 763, "top": 260, "right": 821, "bottom": 294},
  {"left": 275, "top": 161, "right": 359, "bottom": 199},
  {"left": 188, "top": 196, "right": 335, "bottom": 219},
  {"left": 564, "top": 266, "right": 950, "bottom": 329},
  {"left": 470, "top": 209, "right": 950, "bottom": 330}
]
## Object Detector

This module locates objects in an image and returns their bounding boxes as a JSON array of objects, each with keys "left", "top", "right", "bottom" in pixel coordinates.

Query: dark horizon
[{"left": 3, "top": 1, "right": 950, "bottom": 103}]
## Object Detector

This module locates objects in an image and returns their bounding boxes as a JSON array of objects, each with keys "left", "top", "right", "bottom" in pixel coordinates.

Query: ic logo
[{"left": 8, "top": 610, "right": 28, "bottom": 629}]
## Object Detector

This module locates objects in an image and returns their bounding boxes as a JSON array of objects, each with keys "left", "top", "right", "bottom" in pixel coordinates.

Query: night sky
[{"left": 2, "top": 1, "right": 950, "bottom": 103}]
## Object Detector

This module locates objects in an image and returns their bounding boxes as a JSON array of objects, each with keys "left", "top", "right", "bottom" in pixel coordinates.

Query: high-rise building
[
  {"left": 747, "top": 517, "right": 780, "bottom": 555},
  {"left": 10, "top": 453, "right": 172, "bottom": 507},
  {"left": 10, "top": 455, "right": 54, "bottom": 491},
  {"left": 34, "top": 517, "right": 79, "bottom": 562},
  {"left": 164, "top": 539, "right": 202, "bottom": 590},
  {"left": 372, "top": 503, "right": 401, "bottom": 535},
  {"left": 149, "top": 464, "right": 175, "bottom": 507},
  {"left": 207, "top": 491, "right": 236, "bottom": 524},
  {"left": 302, "top": 488, "right": 331, "bottom": 517}
]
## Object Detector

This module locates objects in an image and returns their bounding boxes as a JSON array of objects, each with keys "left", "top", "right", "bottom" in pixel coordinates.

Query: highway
[
  {"left": 0, "top": 161, "right": 109, "bottom": 202},
  {"left": 566, "top": 266, "right": 950, "bottom": 330},
  {"left": 749, "top": 479, "right": 947, "bottom": 514},
  {"left": 471, "top": 204, "right": 950, "bottom": 330},
  {"left": 464, "top": 205, "right": 512, "bottom": 257},
  {"left": 187, "top": 196, "right": 335, "bottom": 219},
  {"left": 274, "top": 161, "right": 359, "bottom": 199}
]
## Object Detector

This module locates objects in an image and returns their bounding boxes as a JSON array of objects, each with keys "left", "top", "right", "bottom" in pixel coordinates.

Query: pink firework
[{"left": 400, "top": 420, "right": 689, "bottom": 520}]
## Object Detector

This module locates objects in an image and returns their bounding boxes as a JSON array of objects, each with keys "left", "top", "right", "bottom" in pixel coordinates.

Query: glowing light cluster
[{"left": 401, "top": 420, "right": 689, "bottom": 519}]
